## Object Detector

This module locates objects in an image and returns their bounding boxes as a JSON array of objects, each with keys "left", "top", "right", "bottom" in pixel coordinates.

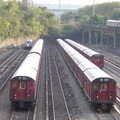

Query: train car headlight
[{"left": 15, "top": 94, "right": 17, "bottom": 96}]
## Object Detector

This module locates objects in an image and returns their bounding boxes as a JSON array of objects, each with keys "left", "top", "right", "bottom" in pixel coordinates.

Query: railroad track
[
  {"left": 0, "top": 49, "right": 29, "bottom": 91},
  {"left": 0, "top": 48, "right": 32, "bottom": 119},
  {"left": 104, "top": 60, "right": 120, "bottom": 78},
  {"left": 46, "top": 45, "right": 71, "bottom": 120},
  {"left": 0, "top": 49, "right": 22, "bottom": 74},
  {"left": 9, "top": 110, "right": 30, "bottom": 120},
  {"left": 96, "top": 111, "right": 116, "bottom": 120},
  {"left": 33, "top": 44, "right": 120, "bottom": 120},
  {"left": 0, "top": 49, "right": 18, "bottom": 66},
  {"left": 101, "top": 60, "right": 120, "bottom": 119}
]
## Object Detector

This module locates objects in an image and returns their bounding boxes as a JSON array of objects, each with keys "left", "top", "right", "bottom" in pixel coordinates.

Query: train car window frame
[
  {"left": 101, "top": 83, "right": 107, "bottom": 91},
  {"left": 20, "top": 82, "right": 26, "bottom": 89},
  {"left": 93, "top": 83, "right": 98, "bottom": 90},
  {"left": 12, "top": 82, "right": 17, "bottom": 88},
  {"left": 95, "top": 57, "right": 99, "bottom": 61}
]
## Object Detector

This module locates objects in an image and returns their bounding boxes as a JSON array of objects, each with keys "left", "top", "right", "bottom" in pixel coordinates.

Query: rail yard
[{"left": 0, "top": 39, "right": 120, "bottom": 120}]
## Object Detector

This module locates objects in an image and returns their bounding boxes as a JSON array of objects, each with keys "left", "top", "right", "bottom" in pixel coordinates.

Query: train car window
[
  {"left": 18, "top": 77, "right": 22, "bottom": 80},
  {"left": 101, "top": 83, "right": 107, "bottom": 91},
  {"left": 12, "top": 82, "right": 17, "bottom": 88},
  {"left": 104, "top": 78, "right": 109, "bottom": 82},
  {"left": 17, "top": 77, "right": 28, "bottom": 81},
  {"left": 95, "top": 57, "right": 99, "bottom": 61},
  {"left": 93, "top": 83, "right": 98, "bottom": 90},
  {"left": 23, "top": 77, "right": 27, "bottom": 80},
  {"left": 110, "top": 79, "right": 116, "bottom": 83},
  {"left": 20, "top": 82, "right": 26, "bottom": 89}
]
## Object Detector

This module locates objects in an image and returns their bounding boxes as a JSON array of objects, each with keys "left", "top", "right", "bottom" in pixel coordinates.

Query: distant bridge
[
  {"left": 81, "top": 25, "right": 120, "bottom": 49},
  {"left": 35, "top": 4, "right": 83, "bottom": 18}
]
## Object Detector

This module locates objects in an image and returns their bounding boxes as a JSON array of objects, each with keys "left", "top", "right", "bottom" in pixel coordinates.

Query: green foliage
[
  {"left": 38, "top": 9, "right": 59, "bottom": 36},
  {"left": 61, "top": 2, "right": 120, "bottom": 27},
  {"left": 110, "top": 8, "right": 120, "bottom": 20},
  {"left": 61, "top": 12, "right": 76, "bottom": 23},
  {"left": 84, "top": 14, "right": 106, "bottom": 26},
  {"left": 61, "top": 24, "right": 76, "bottom": 38},
  {"left": 0, "top": 1, "right": 60, "bottom": 39},
  {"left": 78, "top": 2, "right": 120, "bottom": 17},
  {"left": 1, "top": 1, "right": 120, "bottom": 41}
]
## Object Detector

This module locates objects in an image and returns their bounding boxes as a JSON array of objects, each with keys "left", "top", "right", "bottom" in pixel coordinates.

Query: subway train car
[
  {"left": 9, "top": 39, "right": 44, "bottom": 108},
  {"left": 65, "top": 39, "right": 104, "bottom": 69},
  {"left": 57, "top": 39, "right": 116, "bottom": 111},
  {"left": 106, "top": 20, "right": 120, "bottom": 28},
  {"left": 24, "top": 39, "right": 32, "bottom": 49}
]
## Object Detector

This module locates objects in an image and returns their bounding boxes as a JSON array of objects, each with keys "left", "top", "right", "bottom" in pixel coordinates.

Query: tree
[
  {"left": 110, "top": 8, "right": 120, "bottom": 20},
  {"left": 61, "top": 24, "right": 76, "bottom": 38},
  {"left": 0, "top": 1, "right": 60, "bottom": 39}
]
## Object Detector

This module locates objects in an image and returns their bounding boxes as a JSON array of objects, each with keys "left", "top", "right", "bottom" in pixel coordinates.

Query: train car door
[
  {"left": 18, "top": 82, "right": 27, "bottom": 99},
  {"left": 92, "top": 83, "right": 99, "bottom": 101},
  {"left": 10, "top": 81, "right": 17, "bottom": 100},
  {"left": 100, "top": 56, "right": 104, "bottom": 68},
  {"left": 108, "top": 82, "right": 116, "bottom": 101},
  {"left": 94, "top": 56, "right": 99, "bottom": 67},
  {"left": 99, "top": 83, "right": 108, "bottom": 101}
]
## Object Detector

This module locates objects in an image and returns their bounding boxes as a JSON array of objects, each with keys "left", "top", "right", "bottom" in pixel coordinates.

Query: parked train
[
  {"left": 10, "top": 39, "right": 44, "bottom": 108},
  {"left": 65, "top": 39, "right": 104, "bottom": 69},
  {"left": 57, "top": 39, "right": 116, "bottom": 111},
  {"left": 106, "top": 20, "right": 120, "bottom": 28},
  {"left": 24, "top": 39, "right": 32, "bottom": 49}
]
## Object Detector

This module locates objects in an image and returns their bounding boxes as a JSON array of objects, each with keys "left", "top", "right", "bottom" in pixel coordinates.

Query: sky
[{"left": 33, "top": 0, "right": 120, "bottom": 5}]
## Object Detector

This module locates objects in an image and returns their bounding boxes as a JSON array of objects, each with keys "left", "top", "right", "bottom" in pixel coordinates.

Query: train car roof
[
  {"left": 65, "top": 39, "right": 102, "bottom": 57},
  {"left": 106, "top": 20, "right": 120, "bottom": 22},
  {"left": 11, "top": 53, "right": 41, "bottom": 81},
  {"left": 65, "top": 39, "right": 88, "bottom": 51},
  {"left": 78, "top": 60, "right": 99, "bottom": 71},
  {"left": 12, "top": 67, "right": 37, "bottom": 81},
  {"left": 57, "top": 39, "right": 78, "bottom": 56},
  {"left": 71, "top": 54, "right": 88, "bottom": 65},
  {"left": 65, "top": 46, "right": 78, "bottom": 57},
  {"left": 83, "top": 49, "right": 102, "bottom": 57},
  {"left": 57, "top": 39, "right": 90, "bottom": 65},
  {"left": 29, "top": 39, "right": 43, "bottom": 55},
  {"left": 84, "top": 68, "right": 113, "bottom": 82}
]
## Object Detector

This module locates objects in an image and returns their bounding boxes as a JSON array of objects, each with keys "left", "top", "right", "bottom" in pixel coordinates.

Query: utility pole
[
  {"left": 59, "top": 0, "right": 61, "bottom": 24},
  {"left": 0, "top": 0, "right": 3, "bottom": 5},
  {"left": 93, "top": 0, "right": 95, "bottom": 15}
]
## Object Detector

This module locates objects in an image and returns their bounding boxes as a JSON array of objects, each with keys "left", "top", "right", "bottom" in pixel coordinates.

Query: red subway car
[
  {"left": 57, "top": 39, "right": 116, "bottom": 111},
  {"left": 10, "top": 39, "right": 44, "bottom": 108},
  {"left": 65, "top": 39, "right": 104, "bottom": 69}
]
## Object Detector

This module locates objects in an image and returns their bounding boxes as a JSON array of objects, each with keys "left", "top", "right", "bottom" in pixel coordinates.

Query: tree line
[
  {"left": 61, "top": 2, "right": 120, "bottom": 26},
  {"left": 60, "top": 2, "right": 120, "bottom": 40},
  {"left": 0, "top": 1, "right": 120, "bottom": 43},
  {"left": 0, "top": 1, "right": 60, "bottom": 41}
]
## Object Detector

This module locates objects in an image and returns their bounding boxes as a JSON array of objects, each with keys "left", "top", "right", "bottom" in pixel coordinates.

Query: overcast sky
[{"left": 33, "top": 0, "right": 120, "bottom": 5}]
